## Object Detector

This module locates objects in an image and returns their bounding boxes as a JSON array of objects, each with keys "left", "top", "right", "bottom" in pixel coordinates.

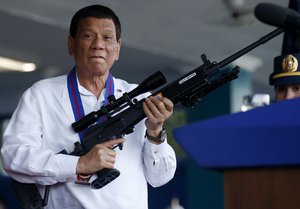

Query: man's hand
[
  {"left": 76, "top": 138, "right": 125, "bottom": 175},
  {"left": 143, "top": 95, "right": 174, "bottom": 137}
]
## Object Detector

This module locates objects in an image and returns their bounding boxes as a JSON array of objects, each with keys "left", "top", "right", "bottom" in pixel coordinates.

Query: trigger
[{"left": 118, "top": 143, "right": 123, "bottom": 150}]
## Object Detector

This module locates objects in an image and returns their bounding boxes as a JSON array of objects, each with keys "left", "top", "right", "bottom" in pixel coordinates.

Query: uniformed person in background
[{"left": 269, "top": 53, "right": 300, "bottom": 102}]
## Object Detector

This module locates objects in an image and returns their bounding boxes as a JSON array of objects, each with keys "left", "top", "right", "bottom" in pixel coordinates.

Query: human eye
[
  {"left": 104, "top": 34, "right": 113, "bottom": 40},
  {"left": 292, "top": 85, "right": 300, "bottom": 92},
  {"left": 275, "top": 86, "right": 286, "bottom": 93},
  {"left": 83, "top": 32, "right": 94, "bottom": 39}
]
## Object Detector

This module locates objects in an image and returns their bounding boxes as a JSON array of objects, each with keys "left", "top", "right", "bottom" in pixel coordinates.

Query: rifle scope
[{"left": 72, "top": 71, "right": 167, "bottom": 132}]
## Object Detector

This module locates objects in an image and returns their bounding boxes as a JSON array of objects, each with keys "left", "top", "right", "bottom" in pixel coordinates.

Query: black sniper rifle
[
  {"left": 68, "top": 28, "right": 285, "bottom": 189},
  {"left": 69, "top": 57, "right": 240, "bottom": 189},
  {"left": 12, "top": 28, "right": 284, "bottom": 209}
]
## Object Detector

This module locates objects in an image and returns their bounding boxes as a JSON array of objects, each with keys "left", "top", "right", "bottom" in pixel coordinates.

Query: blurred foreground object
[
  {"left": 241, "top": 94, "right": 270, "bottom": 111},
  {"left": 165, "top": 197, "right": 184, "bottom": 209}
]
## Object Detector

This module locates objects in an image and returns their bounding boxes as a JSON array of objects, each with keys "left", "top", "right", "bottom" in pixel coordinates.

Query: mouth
[{"left": 90, "top": 56, "right": 105, "bottom": 60}]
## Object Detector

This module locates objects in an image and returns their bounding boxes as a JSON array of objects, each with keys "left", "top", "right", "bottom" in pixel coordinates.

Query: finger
[
  {"left": 146, "top": 97, "right": 164, "bottom": 118},
  {"left": 102, "top": 138, "right": 125, "bottom": 148},
  {"left": 153, "top": 96, "right": 173, "bottom": 118},
  {"left": 105, "top": 148, "right": 117, "bottom": 157},
  {"left": 99, "top": 151, "right": 116, "bottom": 168},
  {"left": 103, "top": 155, "right": 116, "bottom": 164},
  {"left": 151, "top": 96, "right": 166, "bottom": 112},
  {"left": 100, "top": 158, "right": 115, "bottom": 169},
  {"left": 143, "top": 99, "right": 155, "bottom": 119},
  {"left": 103, "top": 161, "right": 115, "bottom": 169},
  {"left": 152, "top": 95, "right": 174, "bottom": 116},
  {"left": 161, "top": 97, "right": 174, "bottom": 112}
]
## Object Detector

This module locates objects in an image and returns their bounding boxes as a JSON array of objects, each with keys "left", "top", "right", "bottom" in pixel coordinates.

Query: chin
[
  {"left": 90, "top": 64, "right": 107, "bottom": 74},
  {"left": 95, "top": 69, "right": 109, "bottom": 77}
]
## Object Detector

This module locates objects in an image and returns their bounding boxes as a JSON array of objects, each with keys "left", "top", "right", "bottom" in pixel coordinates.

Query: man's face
[
  {"left": 67, "top": 17, "right": 121, "bottom": 77},
  {"left": 275, "top": 84, "right": 300, "bottom": 102}
]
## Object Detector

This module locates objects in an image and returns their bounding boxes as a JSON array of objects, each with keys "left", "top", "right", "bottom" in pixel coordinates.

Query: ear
[
  {"left": 67, "top": 35, "right": 74, "bottom": 56},
  {"left": 115, "top": 39, "right": 122, "bottom": 61}
]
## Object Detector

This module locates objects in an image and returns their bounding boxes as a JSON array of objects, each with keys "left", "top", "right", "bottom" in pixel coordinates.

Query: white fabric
[{"left": 1, "top": 74, "right": 176, "bottom": 209}]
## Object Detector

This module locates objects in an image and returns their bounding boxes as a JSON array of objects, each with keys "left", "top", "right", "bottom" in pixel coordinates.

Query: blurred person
[
  {"left": 269, "top": 53, "right": 300, "bottom": 102},
  {"left": 1, "top": 5, "right": 176, "bottom": 209}
]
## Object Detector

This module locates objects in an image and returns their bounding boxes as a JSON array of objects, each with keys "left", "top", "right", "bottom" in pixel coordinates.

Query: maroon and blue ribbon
[{"left": 67, "top": 66, "right": 114, "bottom": 141}]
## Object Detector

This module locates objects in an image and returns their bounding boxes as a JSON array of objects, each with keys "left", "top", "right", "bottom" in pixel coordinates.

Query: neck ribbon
[{"left": 67, "top": 66, "right": 114, "bottom": 141}]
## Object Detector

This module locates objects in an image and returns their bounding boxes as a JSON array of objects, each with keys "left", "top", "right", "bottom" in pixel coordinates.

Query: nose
[
  {"left": 92, "top": 36, "right": 105, "bottom": 50},
  {"left": 285, "top": 88, "right": 296, "bottom": 100}
]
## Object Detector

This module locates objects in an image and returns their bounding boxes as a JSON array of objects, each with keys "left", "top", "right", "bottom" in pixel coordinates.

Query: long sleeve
[
  {"left": 1, "top": 76, "right": 177, "bottom": 209},
  {"left": 142, "top": 136, "right": 177, "bottom": 187},
  {"left": 1, "top": 80, "right": 79, "bottom": 185}
]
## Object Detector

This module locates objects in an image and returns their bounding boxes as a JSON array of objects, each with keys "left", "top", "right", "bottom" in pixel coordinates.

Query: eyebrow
[{"left": 79, "top": 25, "right": 115, "bottom": 32}]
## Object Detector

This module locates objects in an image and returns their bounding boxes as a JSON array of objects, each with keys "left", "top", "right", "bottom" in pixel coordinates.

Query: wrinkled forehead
[{"left": 77, "top": 17, "right": 116, "bottom": 31}]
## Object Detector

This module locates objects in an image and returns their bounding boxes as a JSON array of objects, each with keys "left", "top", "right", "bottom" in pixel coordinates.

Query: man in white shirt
[{"left": 1, "top": 5, "right": 176, "bottom": 209}]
